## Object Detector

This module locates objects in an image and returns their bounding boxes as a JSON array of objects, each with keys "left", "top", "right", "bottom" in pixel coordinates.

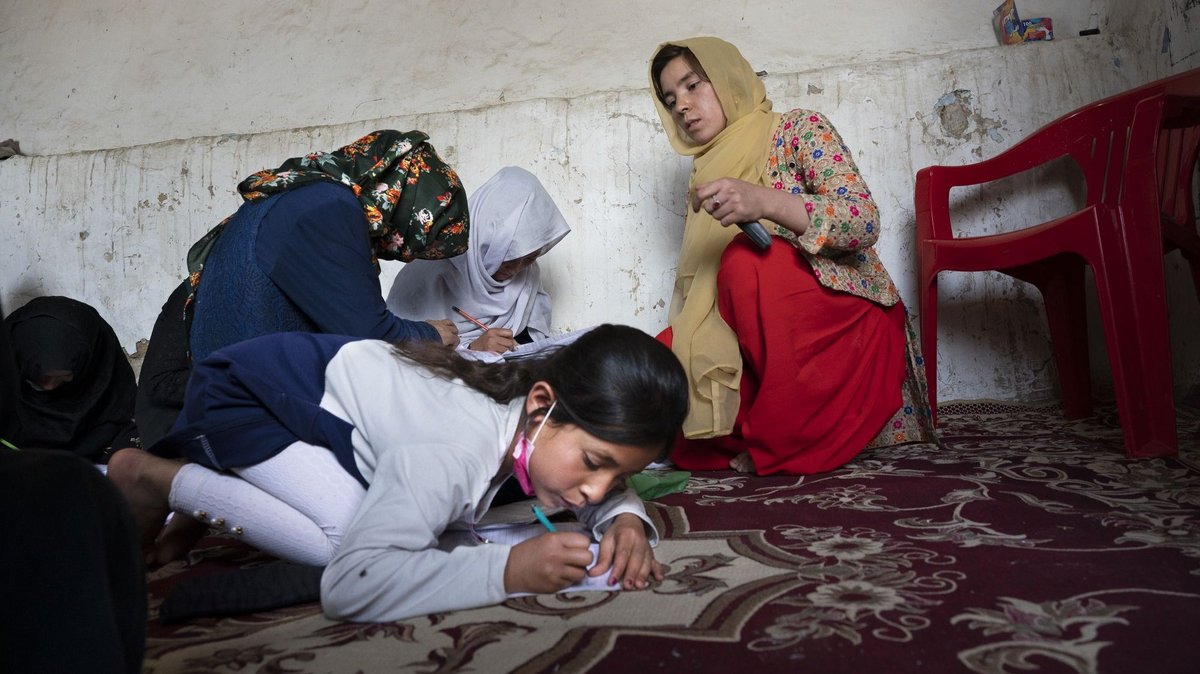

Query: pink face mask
[{"left": 512, "top": 401, "right": 556, "bottom": 497}]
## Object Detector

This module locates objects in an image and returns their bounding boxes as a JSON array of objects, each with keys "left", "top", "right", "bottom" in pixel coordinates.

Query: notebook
[{"left": 455, "top": 327, "right": 595, "bottom": 363}]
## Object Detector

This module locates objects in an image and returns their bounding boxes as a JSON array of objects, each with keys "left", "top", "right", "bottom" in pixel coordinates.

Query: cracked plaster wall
[{"left": 2, "top": 0, "right": 1198, "bottom": 404}]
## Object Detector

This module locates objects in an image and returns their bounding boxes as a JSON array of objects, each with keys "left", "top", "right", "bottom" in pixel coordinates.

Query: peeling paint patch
[
  {"left": 807, "top": 84, "right": 823, "bottom": 95},
  {"left": 935, "top": 90, "right": 973, "bottom": 138},
  {"left": 926, "top": 89, "right": 1007, "bottom": 150}
]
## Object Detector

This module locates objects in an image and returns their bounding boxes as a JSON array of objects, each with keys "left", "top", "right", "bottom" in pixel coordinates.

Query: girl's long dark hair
[{"left": 392, "top": 324, "right": 688, "bottom": 457}]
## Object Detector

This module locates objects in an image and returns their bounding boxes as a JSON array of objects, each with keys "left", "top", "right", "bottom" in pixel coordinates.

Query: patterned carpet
[{"left": 142, "top": 402, "right": 1200, "bottom": 673}]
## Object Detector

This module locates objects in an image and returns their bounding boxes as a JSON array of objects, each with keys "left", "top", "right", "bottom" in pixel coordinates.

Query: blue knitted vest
[{"left": 189, "top": 193, "right": 317, "bottom": 361}]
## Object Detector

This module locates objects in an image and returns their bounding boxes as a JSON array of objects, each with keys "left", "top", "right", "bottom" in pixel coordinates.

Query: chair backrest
[
  {"left": 1156, "top": 95, "right": 1200, "bottom": 231},
  {"left": 1112, "top": 69, "right": 1200, "bottom": 236}
]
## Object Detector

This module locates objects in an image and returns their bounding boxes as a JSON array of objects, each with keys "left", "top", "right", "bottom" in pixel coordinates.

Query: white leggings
[{"left": 169, "top": 441, "right": 367, "bottom": 566}]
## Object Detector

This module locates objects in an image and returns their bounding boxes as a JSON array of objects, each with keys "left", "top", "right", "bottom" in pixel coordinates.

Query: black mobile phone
[{"left": 739, "top": 221, "right": 773, "bottom": 250}]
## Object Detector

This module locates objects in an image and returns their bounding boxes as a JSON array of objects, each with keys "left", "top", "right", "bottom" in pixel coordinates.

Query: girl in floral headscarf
[
  {"left": 185, "top": 129, "right": 470, "bottom": 362},
  {"left": 649, "top": 37, "right": 934, "bottom": 475}
]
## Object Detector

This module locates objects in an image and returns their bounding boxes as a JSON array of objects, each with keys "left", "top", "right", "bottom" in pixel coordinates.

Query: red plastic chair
[{"left": 915, "top": 89, "right": 1179, "bottom": 459}]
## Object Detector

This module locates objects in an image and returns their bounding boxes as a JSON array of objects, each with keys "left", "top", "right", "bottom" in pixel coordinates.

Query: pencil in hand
[
  {"left": 531, "top": 504, "right": 557, "bottom": 533},
  {"left": 451, "top": 305, "right": 491, "bottom": 332}
]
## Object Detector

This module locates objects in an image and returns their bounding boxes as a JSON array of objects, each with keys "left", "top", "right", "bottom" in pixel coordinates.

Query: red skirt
[{"left": 661, "top": 237, "right": 907, "bottom": 475}]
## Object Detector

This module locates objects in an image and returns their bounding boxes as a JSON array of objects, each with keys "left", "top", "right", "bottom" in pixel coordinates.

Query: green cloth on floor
[{"left": 626, "top": 470, "right": 691, "bottom": 500}]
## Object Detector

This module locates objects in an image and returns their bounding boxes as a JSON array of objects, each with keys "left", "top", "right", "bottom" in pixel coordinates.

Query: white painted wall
[{"left": 2, "top": 0, "right": 1198, "bottom": 405}]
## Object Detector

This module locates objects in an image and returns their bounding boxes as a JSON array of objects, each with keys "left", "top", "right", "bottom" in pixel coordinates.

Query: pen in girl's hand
[
  {"left": 451, "top": 305, "right": 491, "bottom": 332},
  {"left": 531, "top": 504, "right": 557, "bottom": 532}
]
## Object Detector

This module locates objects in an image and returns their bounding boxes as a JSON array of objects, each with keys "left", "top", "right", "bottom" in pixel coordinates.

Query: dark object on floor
[
  {"left": 159, "top": 560, "right": 323, "bottom": 624},
  {"left": 0, "top": 449, "right": 146, "bottom": 674}
]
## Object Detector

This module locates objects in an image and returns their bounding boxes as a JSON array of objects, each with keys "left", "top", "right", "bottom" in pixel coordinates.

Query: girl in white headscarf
[{"left": 386, "top": 167, "right": 571, "bottom": 353}]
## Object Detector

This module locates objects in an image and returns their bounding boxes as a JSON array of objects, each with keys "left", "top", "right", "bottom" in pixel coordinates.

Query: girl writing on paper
[
  {"left": 107, "top": 324, "right": 686, "bottom": 622},
  {"left": 386, "top": 167, "right": 571, "bottom": 354},
  {"left": 649, "top": 37, "right": 934, "bottom": 476}
]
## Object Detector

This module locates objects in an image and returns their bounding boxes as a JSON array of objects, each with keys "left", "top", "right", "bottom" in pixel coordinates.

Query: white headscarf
[{"left": 385, "top": 167, "right": 571, "bottom": 344}]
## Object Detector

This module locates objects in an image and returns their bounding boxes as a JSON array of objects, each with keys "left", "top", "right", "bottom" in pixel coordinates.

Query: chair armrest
[{"left": 915, "top": 98, "right": 1146, "bottom": 242}]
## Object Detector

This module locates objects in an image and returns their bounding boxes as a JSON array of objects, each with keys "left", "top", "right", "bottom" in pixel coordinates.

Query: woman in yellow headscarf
[{"left": 649, "top": 37, "right": 934, "bottom": 475}]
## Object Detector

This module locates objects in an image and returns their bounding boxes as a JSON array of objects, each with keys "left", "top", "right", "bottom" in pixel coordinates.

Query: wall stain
[{"left": 624, "top": 260, "right": 643, "bottom": 311}]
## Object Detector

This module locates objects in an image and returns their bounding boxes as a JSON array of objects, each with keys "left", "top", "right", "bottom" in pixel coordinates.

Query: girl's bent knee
[{"left": 720, "top": 235, "right": 765, "bottom": 270}]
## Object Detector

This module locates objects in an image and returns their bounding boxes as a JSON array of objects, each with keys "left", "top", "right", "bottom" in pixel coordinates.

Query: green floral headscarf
[
  {"left": 186, "top": 129, "right": 469, "bottom": 285},
  {"left": 181, "top": 130, "right": 469, "bottom": 352}
]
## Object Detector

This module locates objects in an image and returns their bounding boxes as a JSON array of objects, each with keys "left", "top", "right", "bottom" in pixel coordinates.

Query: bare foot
[
  {"left": 107, "top": 447, "right": 181, "bottom": 552},
  {"left": 729, "top": 451, "right": 757, "bottom": 474},
  {"left": 150, "top": 512, "right": 209, "bottom": 566}
]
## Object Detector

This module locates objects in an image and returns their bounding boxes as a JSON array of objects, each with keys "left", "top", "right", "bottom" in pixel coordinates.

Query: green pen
[{"left": 531, "top": 504, "right": 557, "bottom": 533}]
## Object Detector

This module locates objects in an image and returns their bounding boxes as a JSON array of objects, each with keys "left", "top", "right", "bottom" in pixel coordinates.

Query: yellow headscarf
[{"left": 649, "top": 37, "right": 781, "bottom": 439}]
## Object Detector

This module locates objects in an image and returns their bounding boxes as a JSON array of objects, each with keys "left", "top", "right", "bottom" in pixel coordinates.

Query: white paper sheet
[{"left": 441, "top": 520, "right": 620, "bottom": 596}]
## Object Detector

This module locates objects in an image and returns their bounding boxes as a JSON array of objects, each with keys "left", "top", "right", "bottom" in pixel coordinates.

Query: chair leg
[
  {"left": 1033, "top": 259, "right": 1094, "bottom": 420},
  {"left": 1092, "top": 213, "right": 1178, "bottom": 458},
  {"left": 919, "top": 274, "right": 940, "bottom": 427}
]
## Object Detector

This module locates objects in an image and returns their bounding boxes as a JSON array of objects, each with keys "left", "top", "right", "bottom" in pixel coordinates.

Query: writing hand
[
  {"left": 503, "top": 531, "right": 594, "bottom": 594},
  {"left": 588, "top": 513, "right": 663, "bottom": 590},
  {"left": 469, "top": 327, "right": 516, "bottom": 353}
]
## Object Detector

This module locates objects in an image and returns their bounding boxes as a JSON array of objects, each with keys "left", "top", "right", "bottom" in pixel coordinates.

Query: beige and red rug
[{"left": 142, "top": 402, "right": 1200, "bottom": 673}]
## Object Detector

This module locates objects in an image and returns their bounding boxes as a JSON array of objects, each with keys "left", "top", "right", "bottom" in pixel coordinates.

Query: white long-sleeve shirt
[{"left": 318, "top": 340, "right": 654, "bottom": 622}]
